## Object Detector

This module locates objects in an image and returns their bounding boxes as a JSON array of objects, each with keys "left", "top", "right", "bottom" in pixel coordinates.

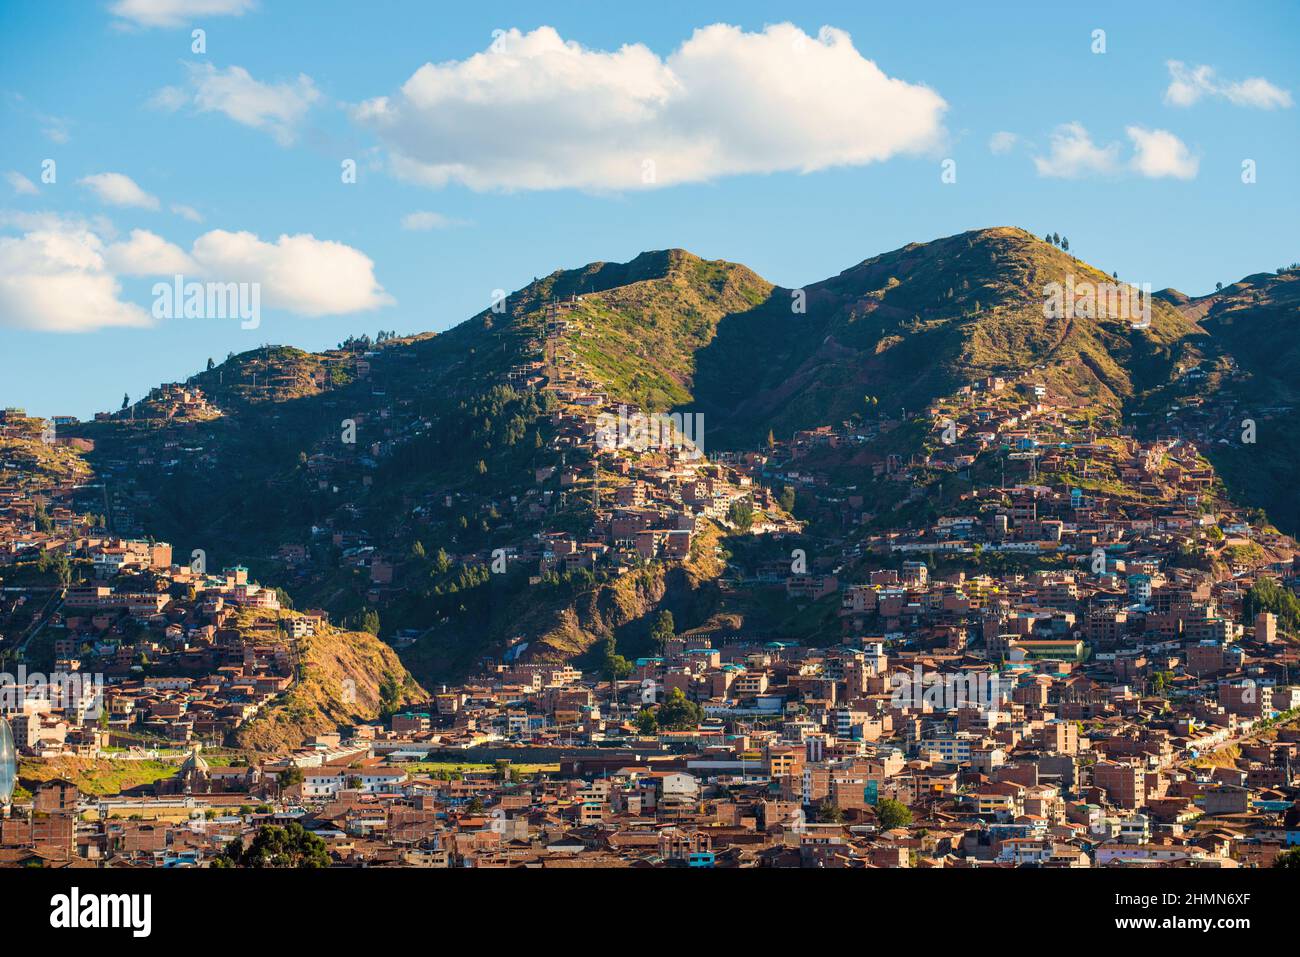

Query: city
[
  {"left": 1, "top": 0, "right": 1295, "bottom": 940},
  {"left": 2, "top": 273, "right": 1299, "bottom": 870}
]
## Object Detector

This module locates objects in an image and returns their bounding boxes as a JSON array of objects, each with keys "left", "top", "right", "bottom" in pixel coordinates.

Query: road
[{"left": 15, "top": 587, "right": 65, "bottom": 657}]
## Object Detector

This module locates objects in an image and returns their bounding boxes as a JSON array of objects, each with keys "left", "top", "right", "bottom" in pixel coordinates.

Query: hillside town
[
  {"left": 4, "top": 330, "right": 1300, "bottom": 869},
  {"left": 6, "top": 7, "right": 1295, "bottom": 947},
  {"left": 3, "top": 599, "right": 1300, "bottom": 867}
]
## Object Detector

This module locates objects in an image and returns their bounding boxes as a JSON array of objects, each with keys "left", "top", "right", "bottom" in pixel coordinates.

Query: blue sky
[{"left": 1, "top": 0, "right": 1296, "bottom": 419}]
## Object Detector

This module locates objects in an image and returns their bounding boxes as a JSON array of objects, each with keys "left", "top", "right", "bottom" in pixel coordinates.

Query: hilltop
[
  {"left": 48, "top": 228, "right": 1300, "bottom": 686},
  {"left": 684, "top": 227, "right": 1200, "bottom": 447},
  {"left": 492, "top": 228, "right": 1201, "bottom": 449}
]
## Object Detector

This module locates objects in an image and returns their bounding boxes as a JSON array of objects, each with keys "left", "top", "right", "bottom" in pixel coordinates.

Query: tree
[
  {"left": 779, "top": 486, "right": 797, "bottom": 513},
  {"left": 53, "top": 553, "right": 71, "bottom": 586},
  {"left": 1245, "top": 577, "right": 1300, "bottom": 634},
  {"left": 206, "top": 357, "right": 215, "bottom": 370},
  {"left": 649, "top": 610, "right": 675, "bottom": 651},
  {"left": 348, "top": 608, "right": 381, "bottom": 636},
  {"left": 121, "top": 393, "right": 130, "bottom": 410},
  {"left": 1061, "top": 237, "right": 1069, "bottom": 252},
  {"left": 1051, "top": 232, "right": 1060, "bottom": 246},
  {"left": 1215, "top": 281, "right": 1224, "bottom": 292},
  {"left": 377, "top": 674, "right": 402, "bottom": 718},
  {"left": 656, "top": 687, "right": 702, "bottom": 730},
  {"left": 817, "top": 799, "right": 844, "bottom": 823},
  {"left": 728, "top": 498, "right": 754, "bottom": 532},
  {"left": 215, "top": 822, "right": 328, "bottom": 868},
  {"left": 600, "top": 637, "right": 632, "bottom": 682},
  {"left": 32, "top": 503, "right": 53, "bottom": 534},
  {"left": 635, "top": 708, "right": 658, "bottom": 734},
  {"left": 278, "top": 767, "right": 304, "bottom": 789},
  {"left": 875, "top": 798, "right": 912, "bottom": 830},
  {"left": 1275, "top": 848, "right": 1300, "bottom": 868}
]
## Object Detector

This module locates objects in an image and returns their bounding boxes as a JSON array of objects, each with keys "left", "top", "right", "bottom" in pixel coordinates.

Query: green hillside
[
  {"left": 59, "top": 230, "right": 1300, "bottom": 682},
  {"left": 688, "top": 227, "right": 1200, "bottom": 446},
  {"left": 1172, "top": 268, "right": 1300, "bottom": 533}
]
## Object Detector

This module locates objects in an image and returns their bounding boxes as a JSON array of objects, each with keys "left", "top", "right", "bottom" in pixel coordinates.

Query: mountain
[
  {"left": 691, "top": 226, "right": 1200, "bottom": 445},
  {"left": 517, "top": 228, "right": 1200, "bottom": 447},
  {"left": 1192, "top": 269, "right": 1300, "bottom": 403},
  {"left": 1154, "top": 267, "right": 1300, "bottom": 533},
  {"left": 56, "top": 227, "right": 1300, "bottom": 685},
  {"left": 545, "top": 248, "right": 774, "bottom": 412}
]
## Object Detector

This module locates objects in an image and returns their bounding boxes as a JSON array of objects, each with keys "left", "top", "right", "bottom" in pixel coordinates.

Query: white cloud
[
  {"left": 148, "top": 85, "right": 189, "bottom": 112},
  {"left": 0, "top": 216, "right": 390, "bottom": 332},
  {"left": 0, "top": 219, "right": 151, "bottom": 332},
  {"left": 155, "top": 63, "right": 321, "bottom": 144},
  {"left": 41, "top": 118, "right": 70, "bottom": 144},
  {"left": 109, "top": 0, "right": 255, "bottom": 29},
  {"left": 6, "top": 94, "right": 70, "bottom": 143},
  {"left": 1164, "top": 60, "right": 1292, "bottom": 109},
  {"left": 187, "top": 230, "right": 392, "bottom": 315},
  {"left": 1224, "top": 77, "right": 1294, "bottom": 109},
  {"left": 5, "top": 171, "right": 39, "bottom": 196},
  {"left": 105, "top": 228, "right": 197, "bottom": 275},
  {"left": 78, "top": 172, "right": 161, "bottom": 210},
  {"left": 105, "top": 228, "right": 392, "bottom": 315},
  {"left": 988, "top": 131, "right": 1018, "bottom": 155},
  {"left": 171, "top": 203, "right": 203, "bottom": 222},
  {"left": 1032, "top": 122, "right": 1199, "bottom": 181},
  {"left": 400, "top": 211, "right": 464, "bottom": 231},
  {"left": 1032, "top": 122, "right": 1121, "bottom": 178},
  {"left": 354, "top": 23, "right": 947, "bottom": 191},
  {"left": 1126, "top": 126, "right": 1199, "bottom": 179},
  {"left": 0, "top": 210, "right": 116, "bottom": 237}
]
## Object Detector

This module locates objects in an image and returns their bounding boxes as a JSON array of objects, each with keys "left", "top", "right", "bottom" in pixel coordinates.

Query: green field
[{"left": 17, "top": 757, "right": 179, "bottom": 798}]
